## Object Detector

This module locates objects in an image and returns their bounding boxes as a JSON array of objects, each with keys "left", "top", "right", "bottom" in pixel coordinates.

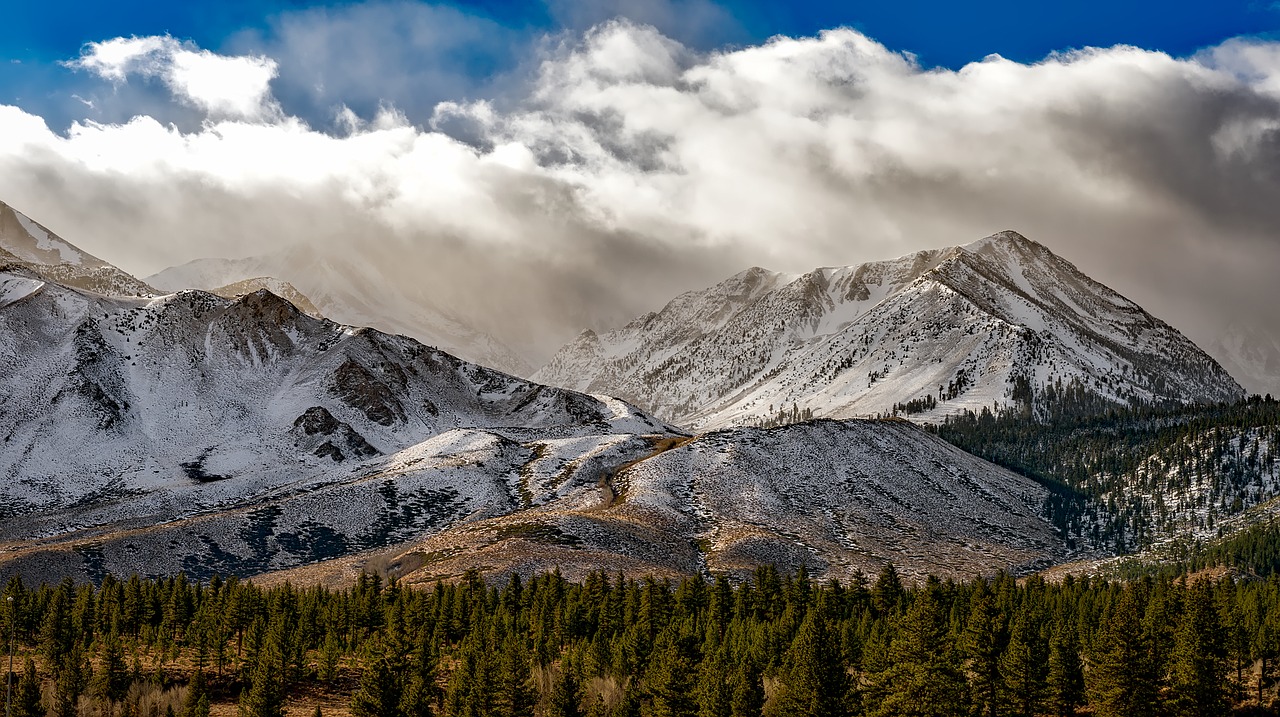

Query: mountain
[
  {"left": 1208, "top": 321, "right": 1280, "bottom": 398},
  {"left": 0, "top": 201, "right": 154, "bottom": 296},
  {"left": 210, "top": 276, "right": 323, "bottom": 318},
  {"left": 535, "top": 231, "right": 1244, "bottom": 430},
  {"left": 0, "top": 266, "right": 1077, "bottom": 584},
  {"left": 148, "top": 252, "right": 531, "bottom": 376},
  {"left": 272, "top": 418, "right": 1072, "bottom": 587}
]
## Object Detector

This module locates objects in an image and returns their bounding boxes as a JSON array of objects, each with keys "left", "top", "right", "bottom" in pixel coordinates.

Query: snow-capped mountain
[
  {"left": 535, "top": 231, "right": 1244, "bottom": 429},
  {"left": 147, "top": 251, "right": 531, "bottom": 376},
  {"left": 0, "top": 268, "right": 666, "bottom": 524},
  {"left": 0, "top": 201, "right": 154, "bottom": 297},
  {"left": 350, "top": 418, "right": 1073, "bottom": 586},
  {"left": 0, "top": 263, "right": 1077, "bottom": 584},
  {"left": 1208, "top": 321, "right": 1280, "bottom": 398}
]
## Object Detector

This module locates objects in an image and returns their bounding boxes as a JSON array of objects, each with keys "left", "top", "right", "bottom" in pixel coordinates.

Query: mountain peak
[
  {"left": 962, "top": 229, "right": 1041, "bottom": 254},
  {"left": 537, "top": 230, "right": 1242, "bottom": 429}
]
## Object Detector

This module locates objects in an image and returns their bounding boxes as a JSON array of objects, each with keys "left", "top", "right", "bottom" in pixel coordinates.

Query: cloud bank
[{"left": 3, "top": 17, "right": 1280, "bottom": 364}]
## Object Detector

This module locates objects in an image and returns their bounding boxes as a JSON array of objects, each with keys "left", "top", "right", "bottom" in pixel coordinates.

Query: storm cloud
[{"left": 2, "top": 17, "right": 1279, "bottom": 370}]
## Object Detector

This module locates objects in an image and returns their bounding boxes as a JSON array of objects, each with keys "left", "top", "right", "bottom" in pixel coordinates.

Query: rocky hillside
[
  {"left": 536, "top": 231, "right": 1243, "bottom": 429},
  {"left": 0, "top": 201, "right": 154, "bottom": 297},
  {"left": 0, "top": 265, "right": 1076, "bottom": 584}
]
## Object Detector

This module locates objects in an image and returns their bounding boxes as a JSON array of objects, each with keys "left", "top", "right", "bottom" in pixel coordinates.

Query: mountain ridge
[{"left": 535, "top": 230, "right": 1244, "bottom": 429}]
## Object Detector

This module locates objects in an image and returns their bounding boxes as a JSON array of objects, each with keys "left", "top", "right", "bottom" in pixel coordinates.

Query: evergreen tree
[
  {"left": 401, "top": 632, "right": 441, "bottom": 717},
  {"left": 872, "top": 566, "right": 904, "bottom": 616},
  {"left": 239, "top": 641, "right": 286, "bottom": 717},
  {"left": 727, "top": 660, "right": 764, "bottom": 717},
  {"left": 963, "top": 582, "right": 1006, "bottom": 717},
  {"left": 1168, "top": 580, "right": 1228, "bottom": 717},
  {"left": 91, "top": 631, "right": 130, "bottom": 703},
  {"left": 493, "top": 632, "right": 536, "bottom": 717},
  {"left": 51, "top": 647, "right": 89, "bottom": 717},
  {"left": 694, "top": 646, "right": 730, "bottom": 717},
  {"left": 1000, "top": 610, "right": 1048, "bottom": 717},
  {"left": 865, "top": 591, "right": 969, "bottom": 717},
  {"left": 642, "top": 627, "right": 699, "bottom": 717},
  {"left": 351, "top": 648, "right": 404, "bottom": 717},
  {"left": 1087, "top": 589, "right": 1158, "bottom": 717},
  {"left": 548, "top": 662, "right": 584, "bottom": 717},
  {"left": 770, "top": 611, "right": 848, "bottom": 717},
  {"left": 1045, "top": 617, "right": 1084, "bottom": 717},
  {"left": 13, "top": 657, "right": 45, "bottom": 717},
  {"left": 184, "top": 671, "right": 211, "bottom": 717}
]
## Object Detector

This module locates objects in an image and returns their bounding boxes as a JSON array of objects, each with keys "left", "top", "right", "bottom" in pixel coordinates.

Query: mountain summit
[{"left": 535, "top": 231, "right": 1244, "bottom": 429}]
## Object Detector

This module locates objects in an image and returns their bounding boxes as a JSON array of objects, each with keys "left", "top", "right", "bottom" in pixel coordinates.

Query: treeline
[
  {"left": 935, "top": 395, "right": 1280, "bottom": 552},
  {"left": 3, "top": 565, "right": 1280, "bottom": 717}
]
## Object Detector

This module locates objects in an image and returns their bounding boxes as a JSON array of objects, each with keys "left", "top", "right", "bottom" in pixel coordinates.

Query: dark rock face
[
  {"left": 291, "top": 406, "right": 378, "bottom": 461},
  {"left": 330, "top": 359, "right": 406, "bottom": 426}
]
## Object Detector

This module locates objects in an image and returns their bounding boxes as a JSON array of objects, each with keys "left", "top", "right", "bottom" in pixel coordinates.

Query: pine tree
[
  {"left": 865, "top": 590, "right": 970, "bottom": 717},
  {"left": 401, "top": 631, "right": 441, "bottom": 717},
  {"left": 51, "top": 647, "right": 89, "bottom": 717},
  {"left": 727, "top": 660, "right": 763, "bottom": 717},
  {"left": 318, "top": 631, "right": 342, "bottom": 683},
  {"left": 547, "top": 662, "right": 583, "bottom": 717},
  {"left": 13, "top": 657, "right": 45, "bottom": 717},
  {"left": 694, "top": 646, "right": 730, "bottom": 717},
  {"left": 183, "top": 671, "right": 210, "bottom": 717},
  {"left": 872, "top": 565, "right": 904, "bottom": 616},
  {"left": 1000, "top": 610, "right": 1048, "bottom": 717},
  {"left": 91, "top": 631, "right": 130, "bottom": 703},
  {"left": 770, "top": 611, "right": 848, "bottom": 717},
  {"left": 493, "top": 632, "right": 536, "bottom": 717},
  {"left": 1168, "top": 580, "right": 1228, "bottom": 717},
  {"left": 239, "top": 641, "right": 286, "bottom": 717},
  {"left": 642, "top": 627, "right": 699, "bottom": 717},
  {"left": 1045, "top": 617, "right": 1084, "bottom": 717},
  {"left": 1087, "top": 589, "right": 1158, "bottom": 717},
  {"left": 351, "top": 650, "right": 404, "bottom": 717},
  {"left": 963, "top": 582, "right": 1006, "bottom": 717}
]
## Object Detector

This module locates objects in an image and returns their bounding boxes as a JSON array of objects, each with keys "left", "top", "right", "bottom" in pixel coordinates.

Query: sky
[{"left": 2, "top": 0, "right": 1280, "bottom": 373}]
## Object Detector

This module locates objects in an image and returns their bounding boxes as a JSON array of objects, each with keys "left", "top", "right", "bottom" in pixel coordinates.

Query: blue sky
[{"left": 3, "top": 0, "right": 1278, "bottom": 130}]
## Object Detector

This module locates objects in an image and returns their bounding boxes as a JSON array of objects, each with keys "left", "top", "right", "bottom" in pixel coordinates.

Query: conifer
[{"left": 12, "top": 657, "right": 45, "bottom": 717}]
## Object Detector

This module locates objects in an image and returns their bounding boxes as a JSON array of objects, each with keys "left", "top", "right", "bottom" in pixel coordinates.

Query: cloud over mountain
[{"left": 3, "top": 19, "right": 1280, "bottom": 360}]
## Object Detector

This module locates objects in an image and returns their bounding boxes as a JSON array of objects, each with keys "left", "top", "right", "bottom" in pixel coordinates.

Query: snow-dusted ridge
[
  {"left": 0, "top": 207, "right": 1086, "bottom": 585},
  {"left": 536, "top": 231, "right": 1244, "bottom": 429},
  {"left": 0, "top": 201, "right": 156, "bottom": 297}
]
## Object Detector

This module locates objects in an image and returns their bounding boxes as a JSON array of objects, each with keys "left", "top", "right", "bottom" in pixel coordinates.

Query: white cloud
[
  {"left": 6, "top": 22, "right": 1280, "bottom": 360},
  {"left": 69, "top": 35, "right": 280, "bottom": 121}
]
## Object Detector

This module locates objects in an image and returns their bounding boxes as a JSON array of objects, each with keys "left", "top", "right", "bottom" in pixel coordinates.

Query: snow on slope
[
  {"left": 147, "top": 251, "right": 531, "bottom": 376},
  {"left": 0, "top": 271, "right": 670, "bottom": 536},
  {"left": 286, "top": 418, "right": 1075, "bottom": 586},
  {"left": 0, "top": 201, "right": 155, "bottom": 297},
  {"left": 0, "top": 270, "right": 1075, "bottom": 585},
  {"left": 536, "top": 231, "right": 1243, "bottom": 430}
]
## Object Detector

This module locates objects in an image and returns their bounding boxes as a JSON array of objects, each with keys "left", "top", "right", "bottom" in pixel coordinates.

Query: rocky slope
[
  {"left": 536, "top": 231, "right": 1244, "bottom": 429},
  {"left": 0, "top": 201, "right": 155, "bottom": 297},
  {"left": 0, "top": 266, "right": 1076, "bottom": 585}
]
